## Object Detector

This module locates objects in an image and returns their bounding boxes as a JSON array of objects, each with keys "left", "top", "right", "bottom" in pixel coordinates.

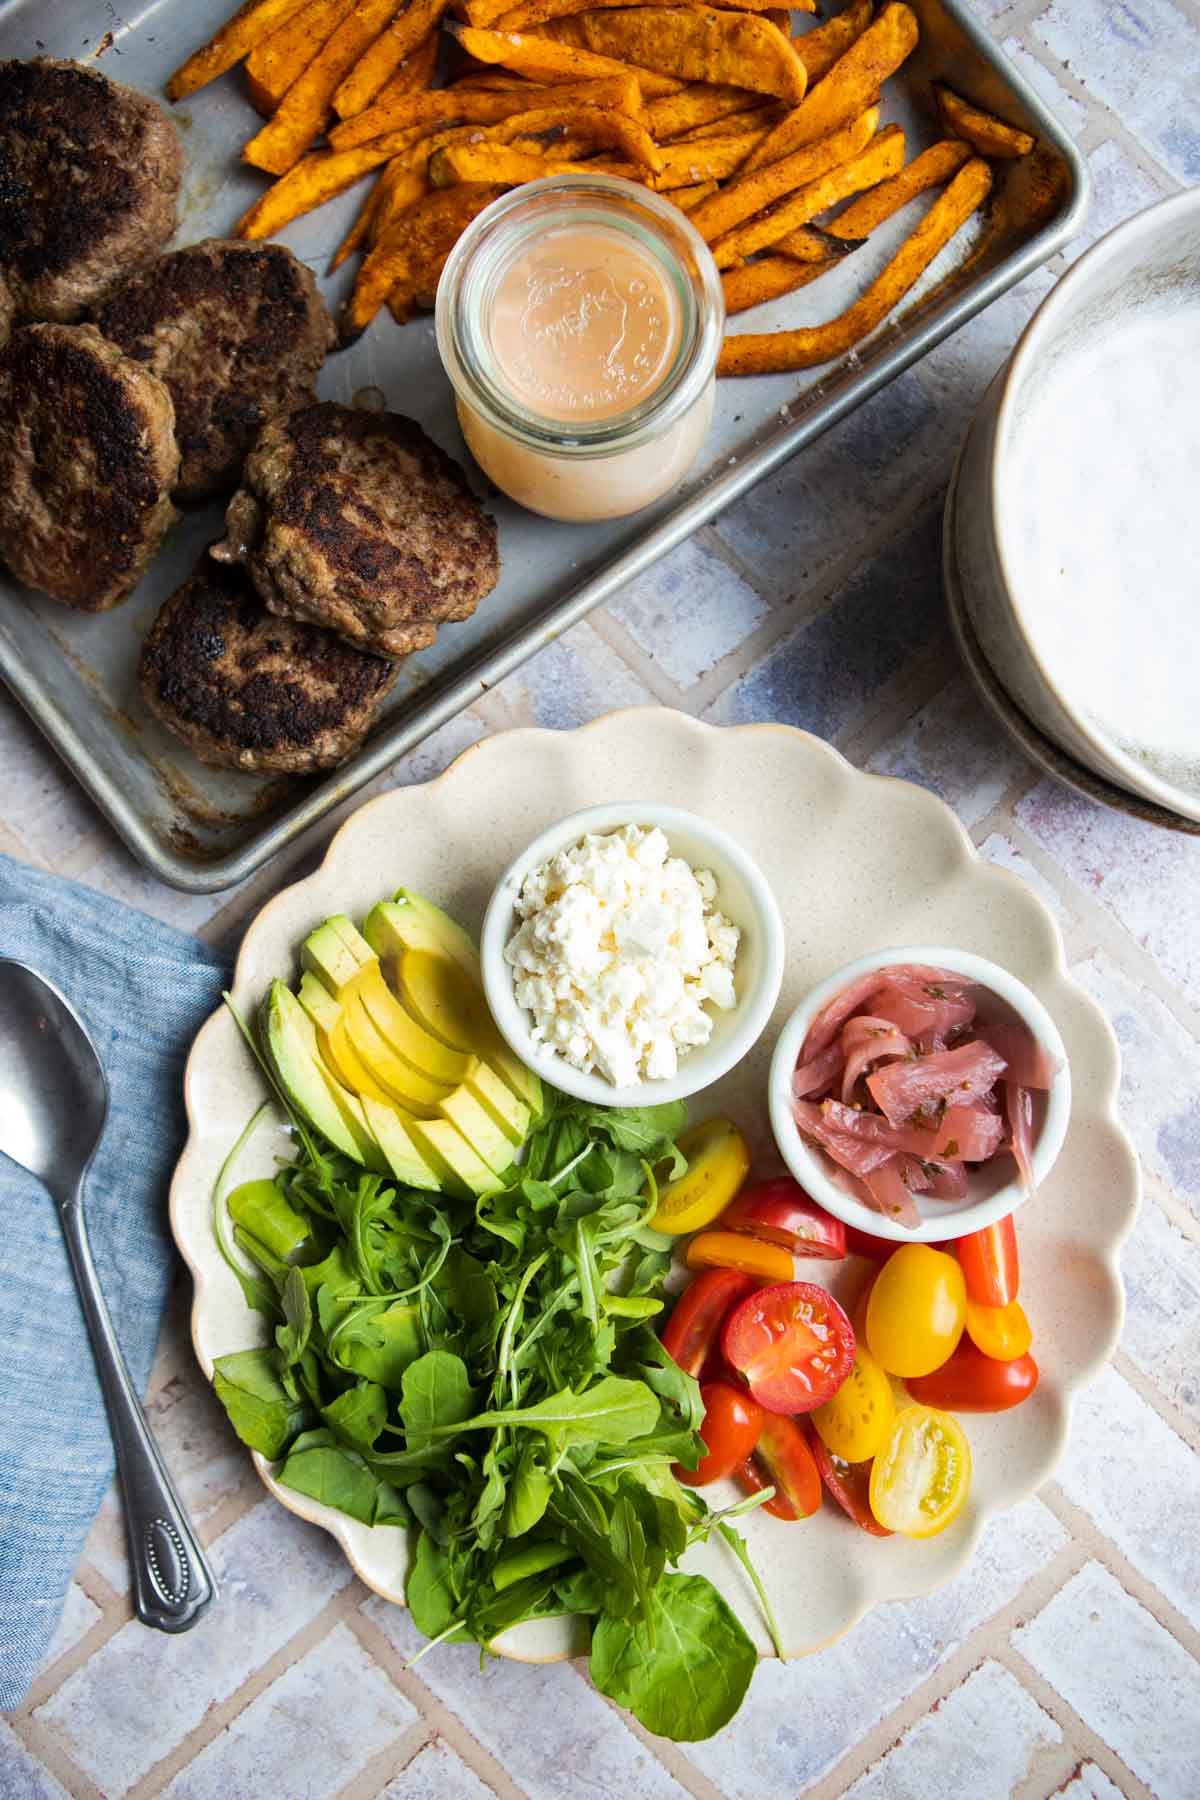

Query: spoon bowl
[{"left": 0, "top": 962, "right": 109, "bottom": 1196}]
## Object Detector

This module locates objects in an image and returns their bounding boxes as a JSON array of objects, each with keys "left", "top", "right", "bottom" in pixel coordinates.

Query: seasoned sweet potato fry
[
  {"left": 166, "top": 0, "right": 313, "bottom": 100},
  {"left": 712, "top": 123, "right": 903, "bottom": 266},
  {"left": 333, "top": 5, "right": 445, "bottom": 116},
  {"left": 688, "top": 104, "right": 877, "bottom": 242},
  {"left": 431, "top": 142, "right": 638, "bottom": 184},
  {"left": 670, "top": 178, "right": 720, "bottom": 212},
  {"left": 330, "top": 152, "right": 413, "bottom": 267},
  {"left": 567, "top": 8, "right": 807, "bottom": 102},
  {"left": 678, "top": 101, "right": 780, "bottom": 141},
  {"left": 646, "top": 83, "right": 761, "bottom": 140},
  {"left": 487, "top": 102, "right": 664, "bottom": 170},
  {"left": 331, "top": 74, "right": 639, "bottom": 147},
  {"left": 237, "top": 140, "right": 393, "bottom": 237},
  {"left": 826, "top": 137, "right": 969, "bottom": 238},
  {"left": 935, "top": 84, "right": 1035, "bottom": 159},
  {"left": 654, "top": 128, "right": 770, "bottom": 188},
  {"left": 344, "top": 183, "right": 507, "bottom": 335},
  {"left": 492, "top": 0, "right": 808, "bottom": 24},
  {"left": 794, "top": 0, "right": 872, "bottom": 85},
  {"left": 773, "top": 223, "right": 854, "bottom": 261},
  {"left": 243, "top": 0, "right": 355, "bottom": 114},
  {"left": 717, "top": 155, "right": 992, "bottom": 375},
  {"left": 244, "top": 0, "right": 406, "bottom": 173},
  {"left": 742, "top": 0, "right": 916, "bottom": 172},
  {"left": 447, "top": 25, "right": 684, "bottom": 98},
  {"left": 722, "top": 252, "right": 837, "bottom": 314}
]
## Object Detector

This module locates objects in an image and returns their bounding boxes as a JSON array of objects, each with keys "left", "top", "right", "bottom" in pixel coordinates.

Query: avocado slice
[
  {"left": 359, "top": 1096, "right": 441, "bottom": 1191},
  {"left": 297, "top": 973, "right": 395, "bottom": 1106},
  {"left": 341, "top": 988, "right": 454, "bottom": 1115},
  {"left": 404, "top": 1115, "right": 504, "bottom": 1200},
  {"left": 262, "top": 981, "right": 384, "bottom": 1172},
  {"left": 462, "top": 1059, "right": 531, "bottom": 1147},
  {"left": 439, "top": 1082, "right": 518, "bottom": 1177},
  {"left": 327, "top": 915, "right": 375, "bottom": 966},
  {"left": 350, "top": 961, "right": 471, "bottom": 1087},
  {"left": 366, "top": 892, "right": 481, "bottom": 979}
]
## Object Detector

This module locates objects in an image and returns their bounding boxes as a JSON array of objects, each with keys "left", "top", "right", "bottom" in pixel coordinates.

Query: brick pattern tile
[
  {"left": 1013, "top": 1562, "right": 1200, "bottom": 1799},
  {"left": 380, "top": 1741, "right": 496, "bottom": 1800},
  {"left": 0, "top": 1721, "right": 71, "bottom": 1800},
  {"left": 607, "top": 535, "right": 771, "bottom": 691},
  {"left": 1117, "top": 1197, "right": 1200, "bottom": 1437},
  {"left": 37, "top": 1585, "right": 102, "bottom": 1679},
  {"left": 1056, "top": 1764, "right": 1128, "bottom": 1800},
  {"left": 865, "top": 672, "right": 1031, "bottom": 828}
]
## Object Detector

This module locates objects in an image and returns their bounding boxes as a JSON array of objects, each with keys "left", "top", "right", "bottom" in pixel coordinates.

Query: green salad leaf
[{"left": 211, "top": 1015, "right": 772, "bottom": 1741}]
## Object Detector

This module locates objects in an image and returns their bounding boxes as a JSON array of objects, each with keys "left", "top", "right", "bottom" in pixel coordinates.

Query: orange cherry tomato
[
  {"left": 964, "top": 1297, "right": 1032, "bottom": 1362},
  {"left": 737, "top": 1413, "right": 822, "bottom": 1519},
  {"left": 677, "top": 1382, "right": 764, "bottom": 1487},
  {"left": 907, "top": 1342, "right": 1039, "bottom": 1412},
  {"left": 686, "top": 1230, "right": 793, "bottom": 1283},
  {"left": 660, "top": 1270, "right": 756, "bottom": 1379},
  {"left": 955, "top": 1215, "right": 1019, "bottom": 1307}
]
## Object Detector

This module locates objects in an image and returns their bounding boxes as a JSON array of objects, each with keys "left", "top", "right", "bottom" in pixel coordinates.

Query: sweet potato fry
[
  {"left": 345, "top": 182, "right": 508, "bottom": 336},
  {"left": 721, "top": 252, "right": 836, "bottom": 314},
  {"left": 646, "top": 83, "right": 761, "bottom": 140},
  {"left": 794, "top": 0, "right": 872, "bottom": 85},
  {"left": 935, "top": 84, "right": 1035, "bottom": 159},
  {"left": 567, "top": 8, "right": 807, "bottom": 103},
  {"left": 712, "top": 122, "right": 902, "bottom": 265},
  {"left": 487, "top": 102, "right": 663, "bottom": 170},
  {"left": 237, "top": 140, "right": 393, "bottom": 237},
  {"left": 688, "top": 104, "right": 877, "bottom": 241},
  {"left": 773, "top": 223, "right": 855, "bottom": 261},
  {"left": 243, "top": 0, "right": 355, "bottom": 114},
  {"left": 678, "top": 101, "right": 781, "bottom": 141},
  {"left": 331, "top": 0, "right": 450, "bottom": 118},
  {"left": 492, "top": 0, "right": 809, "bottom": 24},
  {"left": 330, "top": 74, "right": 639, "bottom": 147},
  {"left": 670, "top": 178, "right": 720, "bottom": 212},
  {"left": 166, "top": 0, "right": 313, "bottom": 100},
  {"left": 654, "top": 128, "right": 770, "bottom": 188},
  {"left": 826, "top": 137, "right": 970, "bottom": 238},
  {"left": 447, "top": 25, "right": 684, "bottom": 98},
  {"left": 244, "top": 0, "right": 408, "bottom": 173},
  {"left": 717, "top": 155, "right": 992, "bottom": 375},
  {"left": 328, "top": 148, "right": 428, "bottom": 266},
  {"left": 742, "top": 0, "right": 916, "bottom": 172},
  {"left": 430, "top": 142, "right": 637, "bottom": 183}
]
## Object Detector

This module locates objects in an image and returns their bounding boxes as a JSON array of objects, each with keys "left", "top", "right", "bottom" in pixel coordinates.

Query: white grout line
[{"left": 996, "top": 1642, "right": 1155, "bottom": 1800}]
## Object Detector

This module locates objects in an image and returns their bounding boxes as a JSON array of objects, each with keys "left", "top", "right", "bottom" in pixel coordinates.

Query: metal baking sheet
[{"left": 0, "top": 0, "right": 1088, "bottom": 892}]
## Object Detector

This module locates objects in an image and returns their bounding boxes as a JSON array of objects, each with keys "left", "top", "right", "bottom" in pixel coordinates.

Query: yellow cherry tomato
[
  {"left": 685, "top": 1230, "right": 793, "bottom": 1283},
  {"left": 965, "top": 1297, "right": 1033, "bottom": 1362},
  {"left": 650, "top": 1119, "right": 751, "bottom": 1236},
  {"left": 869, "top": 1404, "right": 972, "bottom": 1538},
  {"left": 866, "top": 1244, "right": 965, "bottom": 1379},
  {"left": 811, "top": 1344, "right": 895, "bottom": 1462}
]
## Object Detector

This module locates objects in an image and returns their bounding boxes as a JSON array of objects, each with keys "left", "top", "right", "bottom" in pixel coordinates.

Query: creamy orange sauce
[{"left": 487, "top": 224, "right": 681, "bottom": 423}]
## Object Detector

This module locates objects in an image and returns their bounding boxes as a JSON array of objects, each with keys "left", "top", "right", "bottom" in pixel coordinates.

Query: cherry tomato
[
  {"left": 660, "top": 1269, "right": 755, "bottom": 1378},
  {"left": 677, "top": 1382, "right": 764, "bottom": 1487},
  {"left": 844, "top": 1224, "right": 900, "bottom": 1261},
  {"left": 965, "top": 1297, "right": 1032, "bottom": 1362},
  {"left": 907, "top": 1342, "right": 1039, "bottom": 1412},
  {"left": 738, "top": 1413, "right": 822, "bottom": 1518},
  {"left": 718, "top": 1179, "right": 846, "bottom": 1258},
  {"left": 811, "top": 1433, "right": 892, "bottom": 1535},
  {"left": 722, "top": 1280, "right": 855, "bottom": 1414},
  {"left": 869, "top": 1404, "right": 972, "bottom": 1537},
  {"left": 687, "top": 1230, "right": 793, "bottom": 1284},
  {"left": 851, "top": 1268, "right": 878, "bottom": 1338},
  {"left": 811, "top": 1344, "right": 895, "bottom": 1461},
  {"left": 651, "top": 1118, "right": 751, "bottom": 1236},
  {"left": 955, "top": 1215, "right": 1019, "bottom": 1307},
  {"left": 866, "top": 1244, "right": 966, "bottom": 1379}
]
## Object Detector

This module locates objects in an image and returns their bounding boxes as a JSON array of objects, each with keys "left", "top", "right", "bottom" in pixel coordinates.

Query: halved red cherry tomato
[
  {"left": 844, "top": 1224, "right": 899, "bottom": 1261},
  {"left": 660, "top": 1269, "right": 755, "bottom": 1379},
  {"left": 907, "top": 1342, "right": 1039, "bottom": 1412},
  {"left": 737, "top": 1413, "right": 822, "bottom": 1518},
  {"left": 687, "top": 1231, "right": 794, "bottom": 1283},
  {"left": 677, "top": 1381, "right": 764, "bottom": 1487},
  {"left": 722, "top": 1280, "right": 855, "bottom": 1414},
  {"left": 955, "top": 1215, "right": 1019, "bottom": 1307},
  {"left": 811, "top": 1433, "right": 892, "bottom": 1535},
  {"left": 965, "top": 1297, "right": 1032, "bottom": 1362},
  {"left": 718, "top": 1179, "right": 846, "bottom": 1258}
]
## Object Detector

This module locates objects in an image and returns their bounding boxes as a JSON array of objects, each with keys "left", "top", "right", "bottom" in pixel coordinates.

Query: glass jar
[{"left": 435, "top": 175, "right": 724, "bottom": 523}]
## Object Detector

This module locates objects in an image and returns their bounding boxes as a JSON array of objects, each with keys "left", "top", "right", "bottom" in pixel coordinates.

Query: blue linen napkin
[{"left": 0, "top": 854, "right": 230, "bottom": 1708}]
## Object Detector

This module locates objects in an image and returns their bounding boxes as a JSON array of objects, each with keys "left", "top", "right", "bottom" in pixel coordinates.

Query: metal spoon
[{"left": 0, "top": 960, "right": 216, "bottom": 1633}]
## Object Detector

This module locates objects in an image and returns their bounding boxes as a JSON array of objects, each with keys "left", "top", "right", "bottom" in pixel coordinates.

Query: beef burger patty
[
  {"left": 0, "top": 59, "right": 183, "bottom": 324},
  {"left": 139, "top": 558, "right": 398, "bottom": 773},
  {"left": 95, "top": 240, "right": 336, "bottom": 502},
  {"left": 0, "top": 323, "right": 179, "bottom": 611},
  {"left": 213, "top": 402, "right": 500, "bottom": 659}
]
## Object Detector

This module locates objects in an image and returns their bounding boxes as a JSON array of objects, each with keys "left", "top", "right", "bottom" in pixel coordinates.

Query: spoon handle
[{"left": 59, "top": 1199, "right": 217, "bottom": 1633}]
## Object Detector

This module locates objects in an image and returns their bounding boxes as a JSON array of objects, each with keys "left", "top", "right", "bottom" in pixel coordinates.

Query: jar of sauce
[{"left": 435, "top": 175, "right": 724, "bottom": 523}]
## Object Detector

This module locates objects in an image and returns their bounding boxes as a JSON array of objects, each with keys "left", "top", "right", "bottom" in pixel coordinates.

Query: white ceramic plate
[{"left": 170, "top": 710, "right": 1139, "bottom": 1660}]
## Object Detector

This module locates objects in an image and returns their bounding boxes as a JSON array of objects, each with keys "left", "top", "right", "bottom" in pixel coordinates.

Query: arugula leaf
[
  {"left": 400, "top": 1351, "right": 477, "bottom": 1445},
  {"left": 322, "top": 1380, "right": 387, "bottom": 1450},
  {"left": 406, "top": 1531, "right": 470, "bottom": 1642},
  {"left": 591, "top": 1574, "right": 757, "bottom": 1741},
  {"left": 578, "top": 1100, "right": 687, "bottom": 1158},
  {"left": 277, "top": 1436, "right": 382, "bottom": 1525},
  {"left": 212, "top": 1349, "right": 312, "bottom": 1459},
  {"left": 275, "top": 1267, "right": 313, "bottom": 1366},
  {"left": 440, "top": 1377, "right": 659, "bottom": 1450}
]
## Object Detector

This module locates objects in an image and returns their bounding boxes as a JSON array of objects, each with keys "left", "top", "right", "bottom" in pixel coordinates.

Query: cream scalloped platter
[{"left": 170, "top": 710, "right": 1139, "bottom": 1662}]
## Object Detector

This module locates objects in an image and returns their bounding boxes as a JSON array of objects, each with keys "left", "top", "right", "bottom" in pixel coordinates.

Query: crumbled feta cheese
[{"left": 504, "top": 823, "right": 740, "bottom": 1086}]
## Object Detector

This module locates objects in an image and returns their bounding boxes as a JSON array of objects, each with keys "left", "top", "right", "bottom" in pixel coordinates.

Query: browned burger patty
[
  {"left": 0, "top": 323, "right": 179, "bottom": 611},
  {"left": 94, "top": 240, "right": 336, "bottom": 502},
  {"left": 0, "top": 59, "right": 183, "bottom": 324},
  {"left": 0, "top": 279, "right": 13, "bottom": 348},
  {"left": 213, "top": 402, "right": 500, "bottom": 659},
  {"left": 139, "top": 558, "right": 398, "bottom": 773}
]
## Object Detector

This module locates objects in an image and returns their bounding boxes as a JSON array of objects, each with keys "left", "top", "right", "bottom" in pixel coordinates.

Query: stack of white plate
[{"left": 944, "top": 189, "right": 1200, "bottom": 834}]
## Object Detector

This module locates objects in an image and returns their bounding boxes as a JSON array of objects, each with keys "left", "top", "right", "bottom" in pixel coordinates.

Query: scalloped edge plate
[{"left": 170, "top": 709, "right": 1139, "bottom": 1661}]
